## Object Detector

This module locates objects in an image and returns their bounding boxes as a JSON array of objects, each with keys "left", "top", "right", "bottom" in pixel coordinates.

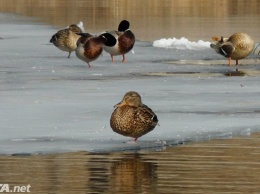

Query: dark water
[
  {"left": 0, "top": 0, "right": 259, "bottom": 41},
  {"left": 0, "top": 1, "right": 260, "bottom": 193},
  {"left": 0, "top": 133, "right": 260, "bottom": 193}
]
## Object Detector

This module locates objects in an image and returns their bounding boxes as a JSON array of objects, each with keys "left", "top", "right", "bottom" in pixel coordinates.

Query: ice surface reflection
[{"left": 0, "top": 133, "right": 260, "bottom": 193}]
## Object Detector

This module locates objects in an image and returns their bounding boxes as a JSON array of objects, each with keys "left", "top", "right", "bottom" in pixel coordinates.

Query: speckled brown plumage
[
  {"left": 50, "top": 24, "right": 83, "bottom": 58},
  {"left": 210, "top": 32, "right": 255, "bottom": 66},
  {"left": 110, "top": 91, "right": 158, "bottom": 141}
]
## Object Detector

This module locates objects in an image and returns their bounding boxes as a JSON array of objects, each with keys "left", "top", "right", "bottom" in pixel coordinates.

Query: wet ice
[{"left": 0, "top": 13, "right": 260, "bottom": 155}]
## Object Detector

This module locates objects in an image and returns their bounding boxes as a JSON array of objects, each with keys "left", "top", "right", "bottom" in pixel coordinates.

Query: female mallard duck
[
  {"left": 110, "top": 91, "right": 158, "bottom": 141},
  {"left": 50, "top": 24, "right": 83, "bottom": 58},
  {"left": 104, "top": 20, "right": 135, "bottom": 63},
  {"left": 210, "top": 32, "right": 255, "bottom": 66},
  {"left": 75, "top": 32, "right": 116, "bottom": 67}
]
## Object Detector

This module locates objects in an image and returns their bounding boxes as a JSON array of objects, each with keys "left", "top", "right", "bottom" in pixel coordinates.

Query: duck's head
[
  {"left": 212, "top": 36, "right": 229, "bottom": 44},
  {"left": 69, "top": 24, "right": 82, "bottom": 33},
  {"left": 99, "top": 33, "right": 117, "bottom": 47},
  {"left": 114, "top": 91, "right": 143, "bottom": 108},
  {"left": 118, "top": 20, "right": 130, "bottom": 32},
  {"left": 212, "top": 36, "right": 220, "bottom": 42}
]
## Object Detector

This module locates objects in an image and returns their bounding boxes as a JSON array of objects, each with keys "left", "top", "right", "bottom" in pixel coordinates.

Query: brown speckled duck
[
  {"left": 50, "top": 24, "right": 83, "bottom": 58},
  {"left": 210, "top": 32, "right": 255, "bottom": 66},
  {"left": 75, "top": 32, "right": 116, "bottom": 67},
  {"left": 104, "top": 20, "right": 135, "bottom": 63},
  {"left": 110, "top": 91, "right": 158, "bottom": 142}
]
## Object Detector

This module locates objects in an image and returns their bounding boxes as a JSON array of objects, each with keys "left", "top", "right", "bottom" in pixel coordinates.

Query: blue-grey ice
[{"left": 1, "top": 13, "right": 260, "bottom": 155}]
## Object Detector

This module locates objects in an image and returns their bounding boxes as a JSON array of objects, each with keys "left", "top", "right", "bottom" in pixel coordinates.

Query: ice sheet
[{"left": 1, "top": 13, "right": 260, "bottom": 155}]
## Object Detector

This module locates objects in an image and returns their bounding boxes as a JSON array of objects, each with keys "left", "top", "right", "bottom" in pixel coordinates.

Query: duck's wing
[
  {"left": 136, "top": 105, "right": 158, "bottom": 126},
  {"left": 50, "top": 28, "right": 69, "bottom": 43},
  {"left": 210, "top": 41, "right": 235, "bottom": 57}
]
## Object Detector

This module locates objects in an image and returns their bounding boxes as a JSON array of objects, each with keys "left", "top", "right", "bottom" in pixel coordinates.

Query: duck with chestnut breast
[
  {"left": 110, "top": 91, "right": 158, "bottom": 142},
  {"left": 104, "top": 20, "right": 135, "bottom": 63},
  {"left": 75, "top": 32, "right": 116, "bottom": 67},
  {"left": 210, "top": 32, "right": 255, "bottom": 66},
  {"left": 50, "top": 24, "right": 83, "bottom": 58}
]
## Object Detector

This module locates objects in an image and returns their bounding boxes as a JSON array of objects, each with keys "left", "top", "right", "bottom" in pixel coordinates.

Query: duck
[
  {"left": 211, "top": 36, "right": 228, "bottom": 43},
  {"left": 210, "top": 32, "right": 255, "bottom": 66},
  {"left": 103, "top": 20, "right": 135, "bottom": 63},
  {"left": 75, "top": 32, "right": 116, "bottom": 67},
  {"left": 110, "top": 91, "right": 158, "bottom": 142},
  {"left": 50, "top": 24, "right": 83, "bottom": 58}
]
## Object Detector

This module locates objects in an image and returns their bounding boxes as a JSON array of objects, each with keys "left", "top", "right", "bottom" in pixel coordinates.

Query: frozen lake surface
[{"left": 1, "top": 13, "right": 260, "bottom": 155}]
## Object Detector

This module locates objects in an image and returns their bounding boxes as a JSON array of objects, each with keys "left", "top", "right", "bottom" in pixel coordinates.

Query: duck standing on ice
[
  {"left": 210, "top": 32, "right": 255, "bottom": 67},
  {"left": 104, "top": 20, "right": 135, "bottom": 63},
  {"left": 110, "top": 91, "right": 158, "bottom": 142},
  {"left": 50, "top": 23, "right": 83, "bottom": 58}
]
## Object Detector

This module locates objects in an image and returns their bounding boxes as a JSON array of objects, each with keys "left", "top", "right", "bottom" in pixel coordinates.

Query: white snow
[
  {"left": 0, "top": 13, "right": 260, "bottom": 155},
  {"left": 153, "top": 37, "right": 211, "bottom": 50}
]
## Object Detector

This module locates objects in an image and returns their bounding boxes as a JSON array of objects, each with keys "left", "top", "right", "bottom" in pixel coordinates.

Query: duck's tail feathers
[
  {"left": 252, "top": 43, "right": 260, "bottom": 55},
  {"left": 50, "top": 34, "right": 58, "bottom": 43},
  {"left": 210, "top": 43, "right": 218, "bottom": 49}
]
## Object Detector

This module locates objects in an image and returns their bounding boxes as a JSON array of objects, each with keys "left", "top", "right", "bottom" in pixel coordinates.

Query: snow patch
[{"left": 153, "top": 37, "right": 211, "bottom": 50}]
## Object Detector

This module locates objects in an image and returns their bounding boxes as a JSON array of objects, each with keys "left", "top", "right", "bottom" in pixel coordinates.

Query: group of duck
[
  {"left": 49, "top": 20, "right": 257, "bottom": 141},
  {"left": 50, "top": 20, "right": 135, "bottom": 68}
]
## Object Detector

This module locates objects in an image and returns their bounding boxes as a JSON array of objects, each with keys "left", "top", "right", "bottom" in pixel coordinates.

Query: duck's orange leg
[
  {"left": 122, "top": 54, "right": 127, "bottom": 63},
  {"left": 228, "top": 57, "right": 232, "bottom": 66},
  {"left": 110, "top": 54, "right": 115, "bottom": 62}
]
